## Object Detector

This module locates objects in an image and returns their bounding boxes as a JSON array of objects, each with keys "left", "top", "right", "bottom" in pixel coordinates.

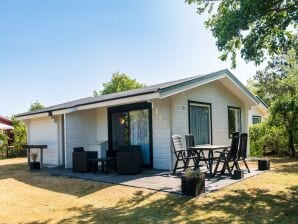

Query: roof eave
[{"left": 16, "top": 91, "right": 160, "bottom": 120}]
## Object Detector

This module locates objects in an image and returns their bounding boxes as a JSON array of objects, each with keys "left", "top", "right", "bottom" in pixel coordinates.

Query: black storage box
[
  {"left": 232, "top": 170, "right": 244, "bottom": 179},
  {"left": 258, "top": 159, "right": 270, "bottom": 170}
]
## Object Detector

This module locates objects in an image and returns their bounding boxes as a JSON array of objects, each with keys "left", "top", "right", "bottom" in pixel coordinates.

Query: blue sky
[{"left": 0, "top": 0, "right": 262, "bottom": 117}]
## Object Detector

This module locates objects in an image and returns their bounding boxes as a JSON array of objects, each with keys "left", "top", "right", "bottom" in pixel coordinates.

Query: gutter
[{"left": 16, "top": 90, "right": 160, "bottom": 119}]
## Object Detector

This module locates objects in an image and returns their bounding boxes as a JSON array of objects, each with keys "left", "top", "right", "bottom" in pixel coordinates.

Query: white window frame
[
  {"left": 252, "top": 115, "right": 261, "bottom": 124},
  {"left": 228, "top": 106, "right": 241, "bottom": 138},
  {"left": 188, "top": 101, "right": 212, "bottom": 145}
]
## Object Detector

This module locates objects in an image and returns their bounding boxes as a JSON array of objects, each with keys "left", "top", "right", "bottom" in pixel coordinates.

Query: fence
[{"left": 0, "top": 146, "right": 27, "bottom": 159}]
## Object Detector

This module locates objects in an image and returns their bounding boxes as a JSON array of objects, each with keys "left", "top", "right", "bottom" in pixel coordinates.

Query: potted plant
[
  {"left": 30, "top": 152, "right": 40, "bottom": 170},
  {"left": 181, "top": 169, "right": 205, "bottom": 197}
]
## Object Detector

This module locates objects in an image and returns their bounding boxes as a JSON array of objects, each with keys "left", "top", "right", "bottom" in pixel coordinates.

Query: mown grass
[{"left": 0, "top": 157, "right": 297, "bottom": 224}]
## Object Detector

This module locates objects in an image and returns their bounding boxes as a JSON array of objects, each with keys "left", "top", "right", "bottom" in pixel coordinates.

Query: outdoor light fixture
[{"left": 119, "top": 115, "right": 125, "bottom": 125}]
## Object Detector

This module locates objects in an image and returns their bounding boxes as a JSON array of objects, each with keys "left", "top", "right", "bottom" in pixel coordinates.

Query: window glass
[
  {"left": 252, "top": 116, "right": 261, "bottom": 124},
  {"left": 228, "top": 107, "right": 241, "bottom": 137},
  {"left": 189, "top": 103, "right": 211, "bottom": 145}
]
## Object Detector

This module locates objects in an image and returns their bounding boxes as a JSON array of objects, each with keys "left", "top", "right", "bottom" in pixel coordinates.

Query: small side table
[{"left": 23, "top": 145, "right": 47, "bottom": 168}]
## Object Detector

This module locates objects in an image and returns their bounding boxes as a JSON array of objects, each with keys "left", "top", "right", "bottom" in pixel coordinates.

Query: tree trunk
[{"left": 288, "top": 130, "right": 295, "bottom": 158}]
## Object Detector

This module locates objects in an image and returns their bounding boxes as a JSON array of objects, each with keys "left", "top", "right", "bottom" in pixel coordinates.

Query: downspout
[
  {"left": 169, "top": 97, "right": 174, "bottom": 173},
  {"left": 63, "top": 113, "right": 67, "bottom": 168}
]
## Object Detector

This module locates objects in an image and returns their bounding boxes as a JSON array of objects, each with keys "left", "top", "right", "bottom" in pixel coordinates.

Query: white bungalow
[{"left": 16, "top": 69, "right": 268, "bottom": 170}]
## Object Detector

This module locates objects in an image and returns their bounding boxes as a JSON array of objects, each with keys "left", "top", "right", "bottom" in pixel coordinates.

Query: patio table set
[
  {"left": 172, "top": 132, "right": 250, "bottom": 178},
  {"left": 72, "top": 145, "right": 143, "bottom": 175}
]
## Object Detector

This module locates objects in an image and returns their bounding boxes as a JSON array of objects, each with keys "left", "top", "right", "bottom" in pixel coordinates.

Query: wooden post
[
  {"left": 27, "top": 148, "right": 30, "bottom": 165},
  {"left": 40, "top": 147, "right": 43, "bottom": 168}
]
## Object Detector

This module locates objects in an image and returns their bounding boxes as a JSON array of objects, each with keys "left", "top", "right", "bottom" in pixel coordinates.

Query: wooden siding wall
[
  {"left": 151, "top": 98, "right": 172, "bottom": 170},
  {"left": 96, "top": 107, "right": 108, "bottom": 142},
  {"left": 171, "top": 80, "right": 247, "bottom": 147},
  {"left": 65, "top": 109, "right": 97, "bottom": 168},
  {"left": 26, "top": 116, "right": 59, "bottom": 165}
]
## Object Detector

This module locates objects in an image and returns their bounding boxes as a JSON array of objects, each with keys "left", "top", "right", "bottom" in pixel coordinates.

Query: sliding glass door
[
  {"left": 108, "top": 103, "right": 152, "bottom": 167},
  {"left": 129, "top": 110, "right": 150, "bottom": 165},
  {"left": 189, "top": 101, "right": 212, "bottom": 145}
]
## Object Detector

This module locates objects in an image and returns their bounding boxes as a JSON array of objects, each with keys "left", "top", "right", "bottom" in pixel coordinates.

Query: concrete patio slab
[{"left": 42, "top": 167, "right": 264, "bottom": 195}]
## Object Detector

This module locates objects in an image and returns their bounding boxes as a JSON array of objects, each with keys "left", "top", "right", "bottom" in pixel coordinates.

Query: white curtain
[
  {"left": 129, "top": 110, "right": 150, "bottom": 165},
  {"left": 189, "top": 105, "right": 210, "bottom": 145}
]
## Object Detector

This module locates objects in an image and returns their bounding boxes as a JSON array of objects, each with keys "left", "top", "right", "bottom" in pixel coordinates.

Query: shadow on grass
[
  {"left": 267, "top": 157, "right": 298, "bottom": 174},
  {"left": 27, "top": 186, "right": 298, "bottom": 224},
  {"left": 0, "top": 162, "right": 110, "bottom": 197}
]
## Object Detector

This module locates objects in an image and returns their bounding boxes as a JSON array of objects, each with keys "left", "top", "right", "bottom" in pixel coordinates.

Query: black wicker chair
[
  {"left": 213, "top": 132, "right": 240, "bottom": 177},
  {"left": 116, "top": 145, "right": 143, "bottom": 175},
  {"left": 72, "top": 147, "right": 98, "bottom": 173},
  {"left": 237, "top": 133, "right": 250, "bottom": 173},
  {"left": 171, "top": 135, "right": 199, "bottom": 174}
]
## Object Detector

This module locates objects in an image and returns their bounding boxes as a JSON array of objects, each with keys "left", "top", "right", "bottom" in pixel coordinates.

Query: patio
[{"left": 42, "top": 165, "right": 264, "bottom": 195}]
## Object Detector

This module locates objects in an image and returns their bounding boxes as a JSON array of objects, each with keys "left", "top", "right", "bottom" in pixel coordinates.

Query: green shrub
[
  {"left": 11, "top": 117, "right": 27, "bottom": 150},
  {"left": 0, "top": 130, "right": 8, "bottom": 146},
  {"left": 249, "top": 122, "right": 288, "bottom": 156}
]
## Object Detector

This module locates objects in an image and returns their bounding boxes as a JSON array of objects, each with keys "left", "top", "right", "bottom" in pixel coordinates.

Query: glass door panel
[
  {"left": 129, "top": 109, "right": 150, "bottom": 166},
  {"left": 111, "top": 112, "right": 129, "bottom": 150},
  {"left": 109, "top": 107, "right": 151, "bottom": 166}
]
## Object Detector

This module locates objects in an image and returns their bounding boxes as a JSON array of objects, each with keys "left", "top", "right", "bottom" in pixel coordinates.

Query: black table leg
[
  {"left": 93, "top": 160, "right": 96, "bottom": 174},
  {"left": 208, "top": 151, "right": 214, "bottom": 176},
  {"left": 106, "top": 160, "right": 109, "bottom": 174},
  {"left": 101, "top": 161, "right": 104, "bottom": 173},
  {"left": 210, "top": 151, "right": 214, "bottom": 176}
]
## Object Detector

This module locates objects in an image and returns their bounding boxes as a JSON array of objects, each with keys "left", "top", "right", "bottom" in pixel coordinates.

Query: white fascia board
[
  {"left": 51, "top": 107, "right": 78, "bottom": 116},
  {"left": 77, "top": 93, "right": 160, "bottom": 111},
  {"left": 159, "top": 74, "right": 226, "bottom": 99},
  {"left": 51, "top": 109, "right": 68, "bottom": 116},
  {"left": 16, "top": 112, "right": 49, "bottom": 121},
  {"left": 225, "top": 75, "right": 258, "bottom": 105}
]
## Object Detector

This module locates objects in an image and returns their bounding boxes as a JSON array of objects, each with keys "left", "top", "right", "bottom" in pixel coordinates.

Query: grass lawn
[{"left": 0, "top": 158, "right": 297, "bottom": 223}]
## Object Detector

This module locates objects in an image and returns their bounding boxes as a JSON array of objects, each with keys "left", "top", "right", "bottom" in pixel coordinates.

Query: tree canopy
[
  {"left": 248, "top": 49, "right": 297, "bottom": 157},
  {"left": 247, "top": 49, "right": 297, "bottom": 106},
  {"left": 29, "top": 100, "right": 45, "bottom": 111},
  {"left": 269, "top": 54, "right": 298, "bottom": 157},
  {"left": 93, "top": 72, "right": 145, "bottom": 96},
  {"left": 186, "top": 0, "right": 298, "bottom": 67},
  {"left": 11, "top": 117, "right": 27, "bottom": 150}
]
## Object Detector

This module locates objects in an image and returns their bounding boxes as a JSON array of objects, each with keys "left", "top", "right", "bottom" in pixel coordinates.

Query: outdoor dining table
[{"left": 189, "top": 145, "right": 230, "bottom": 176}]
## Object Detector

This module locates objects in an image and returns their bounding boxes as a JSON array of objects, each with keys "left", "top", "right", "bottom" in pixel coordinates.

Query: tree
[
  {"left": 248, "top": 49, "right": 297, "bottom": 157},
  {"left": 11, "top": 117, "right": 27, "bottom": 150},
  {"left": 93, "top": 72, "right": 145, "bottom": 96},
  {"left": 246, "top": 49, "right": 296, "bottom": 106},
  {"left": 29, "top": 100, "right": 45, "bottom": 111},
  {"left": 0, "top": 130, "right": 8, "bottom": 147},
  {"left": 270, "top": 64, "right": 298, "bottom": 157},
  {"left": 186, "top": 0, "right": 298, "bottom": 67}
]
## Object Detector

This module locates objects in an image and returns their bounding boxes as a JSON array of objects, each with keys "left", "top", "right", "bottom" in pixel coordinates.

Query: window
[
  {"left": 252, "top": 115, "right": 261, "bottom": 124},
  {"left": 189, "top": 101, "right": 212, "bottom": 145},
  {"left": 228, "top": 106, "right": 241, "bottom": 138}
]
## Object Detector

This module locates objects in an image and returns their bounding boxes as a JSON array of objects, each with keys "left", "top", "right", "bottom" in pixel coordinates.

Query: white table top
[{"left": 189, "top": 145, "right": 229, "bottom": 150}]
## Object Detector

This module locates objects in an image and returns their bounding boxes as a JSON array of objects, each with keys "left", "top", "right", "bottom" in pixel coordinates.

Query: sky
[{"left": 0, "top": 0, "right": 263, "bottom": 117}]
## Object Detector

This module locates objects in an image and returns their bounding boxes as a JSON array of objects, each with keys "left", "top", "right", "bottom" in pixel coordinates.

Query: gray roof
[
  {"left": 256, "top": 96, "right": 269, "bottom": 108},
  {"left": 16, "top": 69, "right": 259, "bottom": 117}
]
